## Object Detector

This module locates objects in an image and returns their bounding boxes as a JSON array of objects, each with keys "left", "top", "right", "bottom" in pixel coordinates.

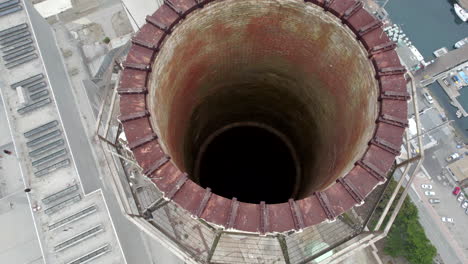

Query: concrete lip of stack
[{"left": 118, "top": 0, "right": 408, "bottom": 234}]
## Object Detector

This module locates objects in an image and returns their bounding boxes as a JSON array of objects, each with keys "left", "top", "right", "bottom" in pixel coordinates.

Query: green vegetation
[
  {"left": 103, "top": 36, "right": 111, "bottom": 44},
  {"left": 384, "top": 193, "right": 436, "bottom": 264},
  {"left": 340, "top": 212, "right": 355, "bottom": 227},
  {"left": 369, "top": 179, "right": 402, "bottom": 229},
  {"left": 371, "top": 179, "right": 437, "bottom": 264}
]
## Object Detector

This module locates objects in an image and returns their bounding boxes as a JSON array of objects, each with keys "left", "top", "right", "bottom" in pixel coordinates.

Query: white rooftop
[
  {"left": 0, "top": 1, "right": 124, "bottom": 263},
  {"left": 33, "top": 0, "right": 72, "bottom": 18}
]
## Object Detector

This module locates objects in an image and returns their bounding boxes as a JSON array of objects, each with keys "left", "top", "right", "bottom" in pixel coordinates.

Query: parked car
[
  {"left": 446, "top": 153, "right": 460, "bottom": 162},
  {"left": 429, "top": 198, "right": 440, "bottom": 204},
  {"left": 441, "top": 217, "right": 454, "bottom": 223},
  {"left": 423, "top": 92, "right": 434, "bottom": 104},
  {"left": 443, "top": 78, "right": 450, "bottom": 86},
  {"left": 457, "top": 194, "right": 465, "bottom": 203},
  {"left": 466, "top": 208, "right": 468, "bottom": 215},
  {"left": 421, "top": 184, "right": 433, "bottom": 189},
  {"left": 425, "top": 191, "right": 436, "bottom": 196},
  {"left": 440, "top": 113, "right": 448, "bottom": 121},
  {"left": 462, "top": 200, "right": 468, "bottom": 209},
  {"left": 453, "top": 186, "right": 461, "bottom": 195}
]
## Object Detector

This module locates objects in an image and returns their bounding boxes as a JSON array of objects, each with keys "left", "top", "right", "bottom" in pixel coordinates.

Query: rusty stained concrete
[{"left": 118, "top": 0, "right": 408, "bottom": 234}]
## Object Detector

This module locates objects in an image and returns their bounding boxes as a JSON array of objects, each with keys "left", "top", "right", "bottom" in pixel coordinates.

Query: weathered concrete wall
[
  {"left": 120, "top": 0, "right": 408, "bottom": 233},
  {"left": 147, "top": 0, "right": 378, "bottom": 197}
]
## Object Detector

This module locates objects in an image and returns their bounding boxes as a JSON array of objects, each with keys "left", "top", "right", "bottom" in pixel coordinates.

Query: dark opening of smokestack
[
  {"left": 197, "top": 124, "right": 299, "bottom": 204},
  {"left": 147, "top": 0, "right": 379, "bottom": 204}
]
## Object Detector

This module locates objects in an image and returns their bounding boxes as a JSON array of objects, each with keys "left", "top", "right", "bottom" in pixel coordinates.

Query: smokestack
[{"left": 119, "top": 0, "right": 408, "bottom": 235}]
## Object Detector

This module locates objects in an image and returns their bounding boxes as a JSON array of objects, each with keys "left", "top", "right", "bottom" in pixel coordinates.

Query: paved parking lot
[
  {"left": 400, "top": 84, "right": 468, "bottom": 263},
  {"left": 387, "top": 77, "right": 468, "bottom": 263},
  {"left": 413, "top": 172, "right": 468, "bottom": 262}
]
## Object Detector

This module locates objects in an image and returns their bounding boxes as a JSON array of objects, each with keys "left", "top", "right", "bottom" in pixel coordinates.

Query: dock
[
  {"left": 410, "top": 44, "right": 468, "bottom": 118},
  {"left": 433, "top": 47, "right": 448, "bottom": 58},
  {"left": 414, "top": 45, "right": 468, "bottom": 86},
  {"left": 436, "top": 79, "right": 468, "bottom": 118}
]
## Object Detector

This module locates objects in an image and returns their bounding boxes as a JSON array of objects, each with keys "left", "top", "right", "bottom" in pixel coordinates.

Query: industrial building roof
[
  {"left": 0, "top": 1, "right": 123, "bottom": 263},
  {"left": 448, "top": 157, "right": 468, "bottom": 182}
]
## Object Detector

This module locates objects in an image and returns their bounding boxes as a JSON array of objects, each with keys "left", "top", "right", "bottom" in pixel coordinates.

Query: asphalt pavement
[
  {"left": 393, "top": 166, "right": 464, "bottom": 264},
  {"left": 392, "top": 87, "right": 468, "bottom": 264},
  {"left": 410, "top": 176, "right": 466, "bottom": 264}
]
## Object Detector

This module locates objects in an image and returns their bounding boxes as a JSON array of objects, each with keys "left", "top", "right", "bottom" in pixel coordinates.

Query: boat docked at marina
[
  {"left": 455, "top": 37, "right": 468, "bottom": 48},
  {"left": 455, "top": 3, "right": 468, "bottom": 22}
]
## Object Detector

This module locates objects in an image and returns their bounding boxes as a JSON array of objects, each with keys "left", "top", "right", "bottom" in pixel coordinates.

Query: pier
[
  {"left": 412, "top": 45, "right": 468, "bottom": 118},
  {"left": 433, "top": 47, "right": 448, "bottom": 57},
  {"left": 436, "top": 78, "right": 468, "bottom": 118},
  {"left": 414, "top": 45, "right": 468, "bottom": 86}
]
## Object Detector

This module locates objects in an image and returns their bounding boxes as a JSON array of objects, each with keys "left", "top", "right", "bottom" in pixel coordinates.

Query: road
[
  {"left": 392, "top": 86, "right": 468, "bottom": 264},
  {"left": 411, "top": 175, "right": 467, "bottom": 264},
  {"left": 393, "top": 165, "right": 465, "bottom": 264},
  {"left": 27, "top": 5, "right": 181, "bottom": 264}
]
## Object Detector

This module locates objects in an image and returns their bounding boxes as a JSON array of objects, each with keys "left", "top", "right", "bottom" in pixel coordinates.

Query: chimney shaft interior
[{"left": 147, "top": 0, "right": 379, "bottom": 203}]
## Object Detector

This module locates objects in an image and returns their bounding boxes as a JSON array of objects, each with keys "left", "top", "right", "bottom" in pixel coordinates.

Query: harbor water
[{"left": 385, "top": 0, "right": 468, "bottom": 142}]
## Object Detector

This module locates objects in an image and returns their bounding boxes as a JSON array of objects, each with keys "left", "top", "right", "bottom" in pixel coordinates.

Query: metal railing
[
  {"left": 42, "top": 184, "right": 78, "bottom": 204},
  {"left": 44, "top": 194, "right": 81, "bottom": 215},
  {"left": 31, "top": 148, "right": 66, "bottom": 167},
  {"left": 5, "top": 53, "right": 37, "bottom": 69},
  {"left": 26, "top": 129, "right": 61, "bottom": 147},
  {"left": 93, "top": 38, "right": 424, "bottom": 264},
  {"left": 54, "top": 225, "right": 104, "bottom": 252},
  {"left": 27, "top": 81, "right": 47, "bottom": 93},
  {"left": 10, "top": 73, "right": 44, "bottom": 89},
  {"left": 35, "top": 159, "right": 70, "bottom": 177},
  {"left": 24, "top": 120, "right": 58, "bottom": 137},
  {"left": 65, "top": 244, "right": 111, "bottom": 264},
  {"left": 0, "top": 22, "right": 27, "bottom": 38},
  {"left": 48, "top": 205, "right": 97, "bottom": 230},
  {"left": 29, "top": 139, "right": 64, "bottom": 157}
]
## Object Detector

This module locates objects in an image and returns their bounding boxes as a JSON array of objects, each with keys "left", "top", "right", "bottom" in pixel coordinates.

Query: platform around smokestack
[{"left": 114, "top": 0, "right": 409, "bottom": 262}]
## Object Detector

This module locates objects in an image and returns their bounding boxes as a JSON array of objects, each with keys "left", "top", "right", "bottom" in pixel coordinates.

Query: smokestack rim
[{"left": 118, "top": 0, "right": 408, "bottom": 234}]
